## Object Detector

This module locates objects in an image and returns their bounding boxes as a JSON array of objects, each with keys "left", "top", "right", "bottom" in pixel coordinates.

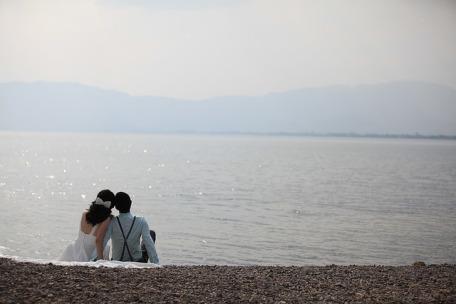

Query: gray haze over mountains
[{"left": 1, "top": 81, "right": 456, "bottom": 136}]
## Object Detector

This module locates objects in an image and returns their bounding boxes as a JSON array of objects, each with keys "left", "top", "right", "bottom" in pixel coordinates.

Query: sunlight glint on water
[{"left": 0, "top": 132, "right": 455, "bottom": 265}]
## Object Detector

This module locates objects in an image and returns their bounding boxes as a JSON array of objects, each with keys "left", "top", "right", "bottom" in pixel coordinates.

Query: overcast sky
[{"left": 1, "top": 0, "right": 455, "bottom": 99}]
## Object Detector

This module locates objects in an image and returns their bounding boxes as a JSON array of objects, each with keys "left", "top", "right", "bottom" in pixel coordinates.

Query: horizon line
[{"left": 1, "top": 130, "right": 455, "bottom": 140}]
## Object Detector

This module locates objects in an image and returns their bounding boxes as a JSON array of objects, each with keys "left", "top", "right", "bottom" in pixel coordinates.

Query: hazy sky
[{"left": 1, "top": 0, "right": 455, "bottom": 99}]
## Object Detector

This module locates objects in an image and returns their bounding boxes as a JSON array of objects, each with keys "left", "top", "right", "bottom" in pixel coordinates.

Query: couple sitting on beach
[{"left": 60, "top": 189, "right": 159, "bottom": 264}]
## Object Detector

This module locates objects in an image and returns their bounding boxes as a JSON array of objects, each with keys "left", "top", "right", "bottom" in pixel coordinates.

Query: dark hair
[
  {"left": 86, "top": 189, "right": 115, "bottom": 225},
  {"left": 115, "top": 192, "right": 132, "bottom": 213}
]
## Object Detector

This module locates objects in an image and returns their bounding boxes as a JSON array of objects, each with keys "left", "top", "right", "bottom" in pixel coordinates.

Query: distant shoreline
[
  {"left": 1, "top": 129, "right": 456, "bottom": 140},
  {"left": 181, "top": 131, "right": 456, "bottom": 140},
  {"left": 2, "top": 81, "right": 456, "bottom": 139}
]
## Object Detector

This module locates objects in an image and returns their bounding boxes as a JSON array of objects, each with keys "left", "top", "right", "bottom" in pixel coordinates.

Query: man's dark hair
[{"left": 115, "top": 192, "right": 132, "bottom": 213}]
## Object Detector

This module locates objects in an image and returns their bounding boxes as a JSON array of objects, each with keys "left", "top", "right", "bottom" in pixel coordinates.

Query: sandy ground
[{"left": 0, "top": 258, "right": 455, "bottom": 303}]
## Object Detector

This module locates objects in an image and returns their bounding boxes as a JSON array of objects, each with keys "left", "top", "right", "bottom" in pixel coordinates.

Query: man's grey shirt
[{"left": 104, "top": 212, "right": 159, "bottom": 264}]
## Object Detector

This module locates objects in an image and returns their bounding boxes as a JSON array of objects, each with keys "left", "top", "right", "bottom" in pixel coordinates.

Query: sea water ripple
[{"left": 0, "top": 132, "right": 455, "bottom": 265}]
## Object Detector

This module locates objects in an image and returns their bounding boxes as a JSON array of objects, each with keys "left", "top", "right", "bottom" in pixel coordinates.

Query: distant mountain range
[{"left": 1, "top": 81, "right": 456, "bottom": 136}]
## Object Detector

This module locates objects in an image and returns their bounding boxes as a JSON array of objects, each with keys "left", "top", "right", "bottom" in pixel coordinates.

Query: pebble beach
[{"left": 0, "top": 258, "right": 455, "bottom": 303}]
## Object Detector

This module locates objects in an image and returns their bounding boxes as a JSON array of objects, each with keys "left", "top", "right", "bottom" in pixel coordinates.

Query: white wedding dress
[{"left": 60, "top": 224, "right": 109, "bottom": 262}]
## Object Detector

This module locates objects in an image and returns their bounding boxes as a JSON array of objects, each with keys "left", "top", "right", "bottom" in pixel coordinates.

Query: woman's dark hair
[{"left": 86, "top": 189, "right": 115, "bottom": 225}]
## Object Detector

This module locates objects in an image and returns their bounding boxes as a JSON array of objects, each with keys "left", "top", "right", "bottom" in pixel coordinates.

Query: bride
[{"left": 60, "top": 189, "right": 114, "bottom": 262}]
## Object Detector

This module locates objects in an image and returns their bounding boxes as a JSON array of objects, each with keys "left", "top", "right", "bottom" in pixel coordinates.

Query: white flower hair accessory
[{"left": 95, "top": 197, "right": 111, "bottom": 209}]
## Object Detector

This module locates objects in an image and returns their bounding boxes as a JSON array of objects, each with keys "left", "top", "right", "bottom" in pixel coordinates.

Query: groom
[{"left": 110, "top": 192, "right": 159, "bottom": 264}]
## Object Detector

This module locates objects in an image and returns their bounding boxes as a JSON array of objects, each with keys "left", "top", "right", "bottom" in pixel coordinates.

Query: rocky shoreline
[{"left": 0, "top": 258, "right": 455, "bottom": 303}]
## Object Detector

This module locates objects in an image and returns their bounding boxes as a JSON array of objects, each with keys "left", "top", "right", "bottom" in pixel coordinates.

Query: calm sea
[{"left": 0, "top": 132, "right": 455, "bottom": 265}]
